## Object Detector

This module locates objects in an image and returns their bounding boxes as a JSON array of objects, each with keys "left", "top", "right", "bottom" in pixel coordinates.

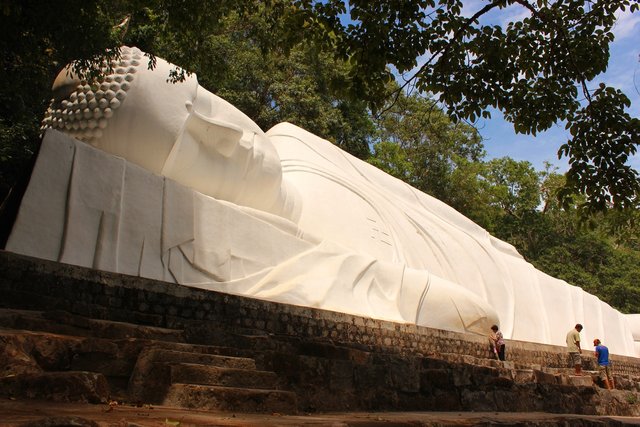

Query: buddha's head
[{"left": 42, "top": 46, "right": 294, "bottom": 217}]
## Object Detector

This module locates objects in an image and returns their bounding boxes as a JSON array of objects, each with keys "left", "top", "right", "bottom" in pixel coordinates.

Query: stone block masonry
[
  {"left": 2, "top": 250, "right": 639, "bottom": 375},
  {"left": 3, "top": 250, "right": 640, "bottom": 415}
]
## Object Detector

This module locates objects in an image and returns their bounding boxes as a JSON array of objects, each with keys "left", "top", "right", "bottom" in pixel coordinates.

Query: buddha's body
[{"left": 7, "top": 47, "right": 640, "bottom": 356}]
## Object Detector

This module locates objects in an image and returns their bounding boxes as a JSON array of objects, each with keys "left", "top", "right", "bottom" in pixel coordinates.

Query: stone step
[
  {"left": 563, "top": 375, "right": 595, "bottom": 387},
  {"left": 169, "top": 363, "right": 280, "bottom": 389},
  {"left": 128, "top": 347, "right": 260, "bottom": 403},
  {"left": 513, "top": 369, "right": 535, "bottom": 384},
  {"left": 137, "top": 347, "right": 257, "bottom": 370},
  {"left": 164, "top": 383, "right": 298, "bottom": 413},
  {"left": 0, "top": 371, "right": 109, "bottom": 404},
  {"left": 0, "top": 308, "right": 185, "bottom": 342},
  {"left": 184, "top": 323, "right": 276, "bottom": 350},
  {"left": 147, "top": 340, "right": 254, "bottom": 359},
  {"left": 0, "top": 309, "right": 266, "bottom": 360}
]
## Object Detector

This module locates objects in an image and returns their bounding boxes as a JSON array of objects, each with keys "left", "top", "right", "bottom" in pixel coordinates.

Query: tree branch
[
  {"left": 377, "top": 0, "right": 505, "bottom": 117},
  {"left": 511, "top": 0, "right": 593, "bottom": 104}
]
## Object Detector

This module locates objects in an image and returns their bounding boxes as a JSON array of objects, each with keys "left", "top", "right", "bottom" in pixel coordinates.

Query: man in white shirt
[{"left": 566, "top": 323, "right": 583, "bottom": 375}]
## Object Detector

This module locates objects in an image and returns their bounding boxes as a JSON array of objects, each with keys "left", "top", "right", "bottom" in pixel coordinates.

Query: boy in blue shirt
[{"left": 593, "top": 338, "right": 614, "bottom": 389}]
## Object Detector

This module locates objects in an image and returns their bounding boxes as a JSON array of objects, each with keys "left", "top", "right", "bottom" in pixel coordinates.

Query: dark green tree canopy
[{"left": 290, "top": 0, "right": 640, "bottom": 214}]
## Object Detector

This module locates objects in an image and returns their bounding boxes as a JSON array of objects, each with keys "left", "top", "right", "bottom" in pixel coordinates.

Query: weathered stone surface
[
  {"left": 164, "top": 384, "right": 298, "bottom": 413},
  {"left": 128, "top": 346, "right": 260, "bottom": 404},
  {"left": 29, "top": 337, "right": 72, "bottom": 371},
  {"left": 18, "top": 416, "right": 99, "bottom": 427},
  {"left": 0, "top": 371, "right": 109, "bottom": 403},
  {"left": 3, "top": 252, "right": 640, "bottom": 417},
  {"left": 460, "top": 389, "right": 498, "bottom": 411},
  {"left": 420, "top": 368, "right": 452, "bottom": 393},
  {"left": 0, "top": 334, "right": 42, "bottom": 376},
  {"left": 514, "top": 369, "right": 536, "bottom": 383},
  {"left": 614, "top": 375, "right": 640, "bottom": 392},
  {"left": 534, "top": 369, "right": 559, "bottom": 385},
  {"left": 169, "top": 363, "right": 279, "bottom": 389},
  {"left": 567, "top": 374, "right": 597, "bottom": 387},
  {"left": 133, "top": 347, "right": 256, "bottom": 370},
  {"left": 41, "top": 309, "right": 186, "bottom": 342},
  {"left": 4, "top": 398, "right": 640, "bottom": 427}
]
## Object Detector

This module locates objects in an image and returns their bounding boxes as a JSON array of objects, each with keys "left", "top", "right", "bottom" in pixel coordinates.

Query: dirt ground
[{"left": 3, "top": 398, "right": 640, "bottom": 427}]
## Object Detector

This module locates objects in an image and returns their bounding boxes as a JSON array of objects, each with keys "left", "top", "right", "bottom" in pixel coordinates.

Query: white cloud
[
  {"left": 496, "top": 4, "right": 531, "bottom": 27},
  {"left": 460, "top": 0, "right": 489, "bottom": 19},
  {"left": 461, "top": 1, "right": 531, "bottom": 26},
  {"left": 612, "top": 8, "right": 640, "bottom": 40}
]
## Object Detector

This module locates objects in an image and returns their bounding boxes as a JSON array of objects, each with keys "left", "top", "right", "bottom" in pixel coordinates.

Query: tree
[
  {"left": 368, "top": 140, "right": 414, "bottom": 181},
  {"left": 291, "top": 0, "right": 640, "bottom": 214},
  {"left": 539, "top": 162, "right": 566, "bottom": 214},
  {"left": 482, "top": 157, "right": 540, "bottom": 219},
  {"left": 477, "top": 159, "right": 640, "bottom": 314},
  {"left": 478, "top": 157, "right": 547, "bottom": 254},
  {"left": 370, "top": 89, "right": 485, "bottom": 209},
  {"left": 533, "top": 229, "right": 640, "bottom": 313},
  {"left": 0, "top": 0, "right": 131, "bottom": 199}
]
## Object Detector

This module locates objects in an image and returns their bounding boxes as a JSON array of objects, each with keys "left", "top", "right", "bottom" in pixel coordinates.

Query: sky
[{"left": 460, "top": 2, "right": 640, "bottom": 173}]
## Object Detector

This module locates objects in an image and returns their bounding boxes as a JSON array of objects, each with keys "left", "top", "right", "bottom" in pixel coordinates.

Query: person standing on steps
[
  {"left": 593, "top": 338, "right": 614, "bottom": 389},
  {"left": 488, "top": 327, "right": 498, "bottom": 358},
  {"left": 566, "top": 324, "right": 583, "bottom": 375},
  {"left": 490, "top": 325, "right": 506, "bottom": 361}
]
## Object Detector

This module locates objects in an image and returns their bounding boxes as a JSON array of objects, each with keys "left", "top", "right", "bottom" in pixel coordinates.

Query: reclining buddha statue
[{"left": 6, "top": 47, "right": 640, "bottom": 356}]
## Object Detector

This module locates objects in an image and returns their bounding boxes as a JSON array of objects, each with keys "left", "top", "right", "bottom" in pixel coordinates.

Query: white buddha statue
[{"left": 7, "top": 47, "right": 640, "bottom": 356}]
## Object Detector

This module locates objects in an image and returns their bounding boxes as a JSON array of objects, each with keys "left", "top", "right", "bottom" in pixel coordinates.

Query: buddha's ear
[
  {"left": 184, "top": 100, "right": 244, "bottom": 157},
  {"left": 161, "top": 101, "right": 246, "bottom": 176}
]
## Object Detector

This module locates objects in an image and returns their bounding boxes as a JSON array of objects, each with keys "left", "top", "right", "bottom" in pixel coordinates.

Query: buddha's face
[{"left": 43, "top": 46, "right": 285, "bottom": 215}]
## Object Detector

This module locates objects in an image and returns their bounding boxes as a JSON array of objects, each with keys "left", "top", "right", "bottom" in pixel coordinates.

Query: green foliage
[
  {"left": 370, "top": 88, "right": 485, "bottom": 208},
  {"left": 560, "top": 84, "right": 640, "bottom": 214},
  {"left": 111, "top": 1, "right": 375, "bottom": 158},
  {"left": 368, "top": 140, "right": 414, "bottom": 181},
  {"left": 140, "top": 3, "right": 374, "bottom": 158},
  {"left": 447, "top": 158, "right": 496, "bottom": 228},
  {"left": 0, "top": 0, "right": 129, "bottom": 197},
  {"left": 292, "top": 0, "right": 640, "bottom": 213},
  {"left": 431, "top": 155, "right": 640, "bottom": 314},
  {"left": 533, "top": 227, "right": 640, "bottom": 313},
  {"left": 207, "top": 43, "right": 374, "bottom": 158},
  {"left": 4, "top": 0, "right": 639, "bottom": 211},
  {"left": 482, "top": 157, "right": 540, "bottom": 219}
]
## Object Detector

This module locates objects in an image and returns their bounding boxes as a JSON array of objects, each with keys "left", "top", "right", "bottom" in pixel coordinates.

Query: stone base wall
[{"left": 2, "top": 250, "right": 639, "bottom": 376}]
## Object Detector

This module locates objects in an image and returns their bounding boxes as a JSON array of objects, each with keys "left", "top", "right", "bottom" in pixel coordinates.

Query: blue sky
[{"left": 461, "top": 2, "right": 640, "bottom": 173}]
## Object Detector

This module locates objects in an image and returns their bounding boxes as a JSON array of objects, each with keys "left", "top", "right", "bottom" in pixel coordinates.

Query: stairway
[
  {"left": 0, "top": 309, "right": 298, "bottom": 414},
  {"left": 2, "top": 307, "right": 640, "bottom": 416},
  {"left": 128, "top": 346, "right": 297, "bottom": 413},
  {"left": 437, "top": 352, "right": 598, "bottom": 387}
]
